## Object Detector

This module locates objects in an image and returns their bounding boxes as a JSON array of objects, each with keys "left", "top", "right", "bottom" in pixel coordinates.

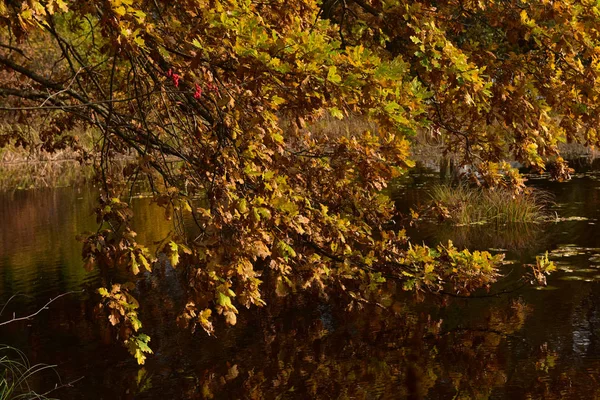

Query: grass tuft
[
  {"left": 429, "top": 184, "right": 551, "bottom": 225},
  {"left": 0, "top": 345, "right": 56, "bottom": 400}
]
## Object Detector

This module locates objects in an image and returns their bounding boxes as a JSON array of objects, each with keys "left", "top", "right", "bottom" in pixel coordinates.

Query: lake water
[{"left": 2, "top": 173, "right": 600, "bottom": 399}]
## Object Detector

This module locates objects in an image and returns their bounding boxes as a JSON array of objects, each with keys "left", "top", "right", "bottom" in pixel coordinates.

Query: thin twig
[
  {"left": 0, "top": 293, "right": 30, "bottom": 317},
  {"left": 0, "top": 290, "right": 84, "bottom": 327}
]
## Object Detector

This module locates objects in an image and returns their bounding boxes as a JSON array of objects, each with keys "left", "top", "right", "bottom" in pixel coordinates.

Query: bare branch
[{"left": 0, "top": 291, "right": 84, "bottom": 327}]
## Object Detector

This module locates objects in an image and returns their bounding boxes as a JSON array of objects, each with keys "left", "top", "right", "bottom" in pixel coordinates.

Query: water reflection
[
  {"left": 3, "top": 175, "right": 600, "bottom": 398},
  {"left": 119, "top": 295, "right": 538, "bottom": 399}
]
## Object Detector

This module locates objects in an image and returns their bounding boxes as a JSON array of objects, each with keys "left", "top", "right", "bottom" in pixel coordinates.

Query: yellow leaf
[
  {"left": 131, "top": 255, "right": 140, "bottom": 275},
  {"left": 271, "top": 95, "right": 285, "bottom": 106},
  {"left": 114, "top": 5, "right": 126, "bottom": 16}
]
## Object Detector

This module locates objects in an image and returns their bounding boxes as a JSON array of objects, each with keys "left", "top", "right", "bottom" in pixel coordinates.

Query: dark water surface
[{"left": 2, "top": 174, "right": 600, "bottom": 399}]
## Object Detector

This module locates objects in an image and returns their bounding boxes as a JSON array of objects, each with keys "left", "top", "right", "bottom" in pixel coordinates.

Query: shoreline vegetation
[
  {"left": 2, "top": 116, "right": 599, "bottom": 192},
  {"left": 426, "top": 184, "right": 552, "bottom": 226},
  {"left": 0, "top": 121, "right": 94, "bottom": 190},
  {"left": 0, "top": 159, "right": 93, "bottom": 191}
]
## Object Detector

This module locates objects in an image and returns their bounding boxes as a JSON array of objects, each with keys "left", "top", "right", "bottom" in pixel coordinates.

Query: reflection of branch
[
  {"left": 440, "top": 281, "right": 527, "bottom": 299},
  {"left": 443, "top": 327, "right": 524, "bottom": 340},
  {"left": 41, "top": 376, "right": 85, "bottom": 397},
  {"left": 0, "top": 290, "right": 83, "bottom": 327}
]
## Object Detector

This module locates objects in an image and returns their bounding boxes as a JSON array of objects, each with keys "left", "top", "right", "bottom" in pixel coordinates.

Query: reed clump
[{"left": 429, "top": 184, "right": 550, "bottom": 225}]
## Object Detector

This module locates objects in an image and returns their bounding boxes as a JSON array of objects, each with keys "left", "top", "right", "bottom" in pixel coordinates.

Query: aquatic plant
[
  {"left": 0, "top": 345, "right": 56, "bottom": 400},
  {"left": 429, "top": 184, "right": 550, "bottom": 225}
]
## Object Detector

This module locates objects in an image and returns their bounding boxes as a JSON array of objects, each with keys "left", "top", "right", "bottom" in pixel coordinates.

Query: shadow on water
[{"left": 3, "top": 173, "right": 600, "bottom": 398}]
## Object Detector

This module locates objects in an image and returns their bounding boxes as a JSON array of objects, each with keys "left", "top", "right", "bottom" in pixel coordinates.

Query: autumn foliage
[{"left": 1, "top": 0, "right": 598, "bottom": 362}]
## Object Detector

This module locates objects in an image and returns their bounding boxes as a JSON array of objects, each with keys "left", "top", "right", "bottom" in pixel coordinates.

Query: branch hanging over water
[{"left": 0, "top": 290, "right": 84, "bottom": 327}]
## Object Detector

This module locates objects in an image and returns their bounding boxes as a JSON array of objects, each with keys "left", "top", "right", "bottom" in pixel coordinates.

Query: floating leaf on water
[
  {"left": 489, "top": 248, "right": 508, "bottom": 252},
  {"left": 558, "top": 275, "right": 587, "bottom": 281},
  {"left": 575, "top": 268, "right": 599, "bottom": 274},
  {"left": 550, "top": 251, "right": 585, "bottom": 258},
  {"left": 557, "top": 266, "right": 574, "bottom": 273},
  {"left": 534, "top": 286, "right": 559, "bottom": 291},
  {"left": 553, "top": 260, "right": 571, "bottom": 265},
  {"left": 550, "top": 245, "right": 590, "bottom": 258},
  {"left": 456, "top": 220, "right": 488, "bottom": 226},
  {"left": 554, "top": 216, "right": 589, "bottom": 222},
  {"left": 589, "top": 256, "right": 600, "bottom": 263}
]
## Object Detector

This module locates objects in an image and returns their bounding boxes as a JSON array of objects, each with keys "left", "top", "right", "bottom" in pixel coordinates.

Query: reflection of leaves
[
  {"left": 183, "top": 296, "right": 543, "bottom": 399},
  {"left": 535, "top": 344, "right": 557, "bottom": 373},
  {"left": 225, "top": 364, "right": 239, "bottom": 381},
  {"left": 135, "top": 368, "right": 153, "bottom": 394},
  {"left": 534, "top": 285, "right": 559, "bottom": 291},
  {"left": 421, "top": 221, "right": 546, "bottom": 251}
]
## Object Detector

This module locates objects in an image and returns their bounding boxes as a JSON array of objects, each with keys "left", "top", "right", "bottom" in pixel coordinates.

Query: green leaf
[
  {"left": 126, "top": 334, "right": 153, "bottom": 365},
  {"left": 129, "top": 314, "right": 143, "bottom": 331},
  {"left": 330, "top": 107, "right": 344, "bottom": 120},
  {"left": 327, "top": 66, "right": 342, "bottom": 84},
  {"left": 217, "top": 292, "right": 233, "bottom": 308}
]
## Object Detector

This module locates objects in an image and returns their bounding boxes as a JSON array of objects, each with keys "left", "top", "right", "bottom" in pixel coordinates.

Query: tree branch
[{"left": 0, "top": 291, "right": 84, "bottom": 327}]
